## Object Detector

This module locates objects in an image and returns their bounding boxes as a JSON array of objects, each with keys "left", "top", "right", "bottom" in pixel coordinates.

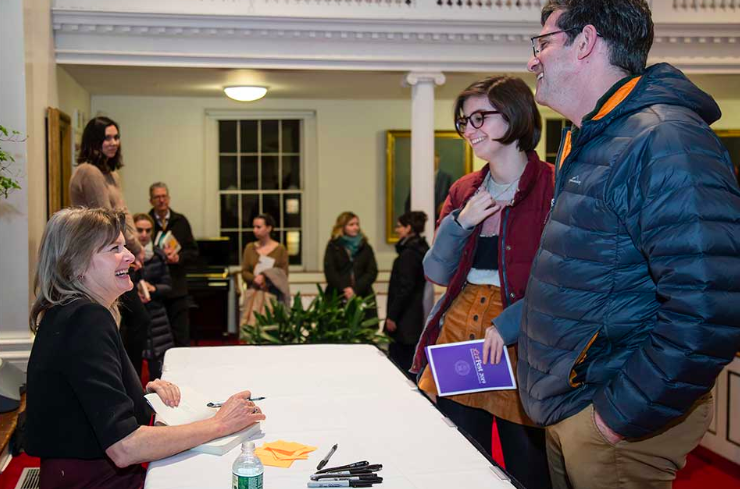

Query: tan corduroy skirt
[{"left": 419, "top": 283, "right": 535, "bottom": 426}]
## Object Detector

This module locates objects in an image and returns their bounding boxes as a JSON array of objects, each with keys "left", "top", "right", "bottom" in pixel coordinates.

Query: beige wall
[{"left": 57, "top": 66, "right": 91, "bottom": 125}]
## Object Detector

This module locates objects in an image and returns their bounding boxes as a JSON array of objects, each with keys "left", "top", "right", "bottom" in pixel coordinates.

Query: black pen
[
  {"left": 207, "top": 396, "right": 266, "bottom": 408},
  {"left": 319, "top": 464, "right": 382, "bottom": 475},
  {"left": 316, "top": 443, "right": 338, "bottom": 470},
  {"left": 316, "top": 461, "right": 368, "bottom": 474},
  {"left": 310, "top": 475, "right": 383, "bottom": 482}
]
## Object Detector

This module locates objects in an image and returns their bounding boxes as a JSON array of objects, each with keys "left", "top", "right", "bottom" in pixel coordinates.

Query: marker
[
  {"left": 207, "top": 397, "right": 266, "bottom": 408},
  {"left": 307, "top": 482, "right": 374, "bottom": 488},
  {"left": 316, "top": 443, "right": 338, "bottom": 470},
  {"left": 310, "top": 468, "right": 382, "bottom": 479},
  {"left": 316, "top": 461, "right": 369, "bottom": 474},
  {"left": 310, "top": 476, "right": 383, "bottom": 483},
  {"left": 317, "top": 464, "right": 383, "bottom": 475}
]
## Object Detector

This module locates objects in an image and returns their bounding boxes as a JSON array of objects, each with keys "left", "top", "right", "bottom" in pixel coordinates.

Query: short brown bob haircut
[{"left": 453, "top": 76, "right": 542, "bottom": 153}]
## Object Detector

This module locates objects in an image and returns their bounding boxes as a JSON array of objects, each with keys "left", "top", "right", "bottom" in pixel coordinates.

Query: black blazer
[
  {"left": 149, "top": 208, "right": 199, "bottom": 298},
  {"left": 385, "top": 235, "right": 430, "bottom": 345},
  {"left": 323, "top": 237, "right": 378, "bottom": 301}
]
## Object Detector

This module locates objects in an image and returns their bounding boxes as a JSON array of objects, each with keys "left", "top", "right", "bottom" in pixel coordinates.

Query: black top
[
  {"left": 26, "top": 299, "right": 152, "bottom": 459},
  {"left": 323, "top": 238, "right": 378, "bottom": 299},
  {"left": 148, "top": 208, "right": 199, "bottom": 298},
  {"left": 472, "top": 235, "right": 499, "bottom": 270},
  {"left": 385, "top": 235, "right": 430, "bottom": 345}
]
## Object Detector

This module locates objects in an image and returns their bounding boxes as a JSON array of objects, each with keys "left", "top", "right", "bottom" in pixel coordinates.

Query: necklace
[{"left": 485, "top": 174, "right": 519, "bottom": 201}]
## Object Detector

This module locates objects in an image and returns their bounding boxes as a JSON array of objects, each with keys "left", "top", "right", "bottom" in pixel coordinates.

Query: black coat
[
  {"left": 138, "top": 248, "right": 175, "bottom": 360},
  {"left": 385, "top": 235, "right": 429, "bottom": 345},
  {"left": 323, "top": 238, "right": 378, "bottom": 307},
  {"left": 148, "top": 208, "right": 199, "bottom": 298}
]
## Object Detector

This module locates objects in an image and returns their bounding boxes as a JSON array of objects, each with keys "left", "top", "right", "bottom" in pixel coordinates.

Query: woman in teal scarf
[{"left": 323, "top": 212, "right": 378, "bottom": 315}]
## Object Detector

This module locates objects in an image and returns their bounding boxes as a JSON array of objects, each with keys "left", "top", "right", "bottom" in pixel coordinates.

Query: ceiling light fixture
[{"left": 223, "top": 86, "right": 268, "bottom": 102}]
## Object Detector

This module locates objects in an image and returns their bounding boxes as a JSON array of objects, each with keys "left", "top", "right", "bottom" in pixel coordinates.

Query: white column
[
  {"left": 403, "top": 71, "right": 445, "bottom": 241},
  {"left": 0, "top": 0, "right": 32, "bottom": 369}
]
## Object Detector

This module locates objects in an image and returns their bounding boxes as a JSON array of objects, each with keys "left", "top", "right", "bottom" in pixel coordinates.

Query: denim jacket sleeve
[
  {"left": 492, "top": 298, "right": 524, "bottom": 345},
  {"left": 422, "top": 210, "right": 473, "bottom": 287}
]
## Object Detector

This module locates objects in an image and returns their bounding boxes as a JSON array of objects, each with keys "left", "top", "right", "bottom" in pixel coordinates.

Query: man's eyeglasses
[
  {"left": 151, "top": 195, "right": 169, "bottom": 201},
  {"left": 455, "top": 110, "right": 500, "bottom": 133},
  {"left": 530, "top": 28, "right": 580, "bottom": 57}
]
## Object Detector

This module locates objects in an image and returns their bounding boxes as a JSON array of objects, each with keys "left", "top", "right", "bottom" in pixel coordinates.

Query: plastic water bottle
[{"left": 232, "top": 441, "right": 264, "bottom": 489}]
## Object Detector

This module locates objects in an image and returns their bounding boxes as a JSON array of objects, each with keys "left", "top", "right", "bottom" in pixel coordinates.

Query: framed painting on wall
[
  {"left": 46, "top": 107, "right": 73, "bottom": 219},
  {"left": 716, "top": 130, "right": 740, "bottom": 187},
  {"left": 385, "top": 130, "right": 474, "bottom": 243}
]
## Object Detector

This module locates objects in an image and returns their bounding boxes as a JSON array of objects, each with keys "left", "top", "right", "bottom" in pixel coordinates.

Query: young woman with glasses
[{"left": 411, "top": 76, "right": 554, "bottom": 489}]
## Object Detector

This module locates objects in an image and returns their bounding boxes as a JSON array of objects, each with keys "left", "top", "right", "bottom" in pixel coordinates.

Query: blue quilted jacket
[{"left": 499, "top": 63, "right": 740, "bottom": 438}]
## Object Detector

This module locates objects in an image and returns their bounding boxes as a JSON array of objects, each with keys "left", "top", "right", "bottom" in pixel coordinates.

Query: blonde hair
[
  {"left": 330, "top": 211, "right": 366, "bottom": 240},
  {"left": 30, "top": 207, "right": 127, "bottom": 332}
]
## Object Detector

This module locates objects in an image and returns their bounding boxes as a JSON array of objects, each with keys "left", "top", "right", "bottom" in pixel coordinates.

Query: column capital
[{"left": 402, "top": 71, "right": 446, "bottom": 88}]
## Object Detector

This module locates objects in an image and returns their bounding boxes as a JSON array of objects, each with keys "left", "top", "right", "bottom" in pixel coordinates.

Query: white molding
[
  {"left": 0, "top": 337, "right": 34, "bottom": 373},
  {"left": 52, "top": 9, "right": 740, "bottom": 73}
]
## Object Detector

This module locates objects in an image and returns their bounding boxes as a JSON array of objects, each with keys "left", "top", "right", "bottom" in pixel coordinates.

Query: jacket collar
[{"left": 467, "top": 151, "right": 544, "bottom": 208}]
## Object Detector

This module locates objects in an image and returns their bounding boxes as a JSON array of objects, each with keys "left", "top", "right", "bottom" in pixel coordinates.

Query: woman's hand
[
  {"left": 482, "top": 325, "right": 505, "bottom": 365},
  {"left": 146, "top": 379, "right": 181, "bottom": 407},
  {"left": 385, "top": 319, "right": 397, "bottom": 333},
  {"left": 213, "top": 391, "right": 267, "bottom": 436},
  {"left": 458, "top": 192, "right": 501, "bottom": 230},
  {"left": 343, "top": 287, "right": 355, "bottom": 300}
]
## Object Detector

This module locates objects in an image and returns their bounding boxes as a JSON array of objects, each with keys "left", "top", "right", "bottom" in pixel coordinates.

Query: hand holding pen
[
  {"left": 207, "top": 396, "right": 265, "bottom": 408},
  {"left": 211, "top": 391, "right": 266, "bottom": 434}
]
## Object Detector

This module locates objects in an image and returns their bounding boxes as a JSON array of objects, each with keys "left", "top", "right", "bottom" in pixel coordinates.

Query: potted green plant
[
  {"left": 0, "top": 125, "right": 22, "bottom": 199},
  {"left": 242, "top": 286, "right": 387, "bottom": 346}
]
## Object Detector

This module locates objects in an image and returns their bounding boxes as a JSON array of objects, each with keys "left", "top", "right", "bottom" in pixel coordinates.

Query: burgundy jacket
[{"left": 411, "top": 151, "right": 554, "bottom": 373}]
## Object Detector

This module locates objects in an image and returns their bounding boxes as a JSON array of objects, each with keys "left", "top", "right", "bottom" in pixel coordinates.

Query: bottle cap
[{"left": 242, "top": 441, "right": 256, "bottom": 451}]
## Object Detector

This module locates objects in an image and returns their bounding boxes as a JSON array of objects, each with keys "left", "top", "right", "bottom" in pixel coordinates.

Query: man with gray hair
[
  {"left": 487, "top": 1, "right": 740, "bottom": 487},
  {"left": 148, "top": 182, "right": 198, "bottom": 347}
]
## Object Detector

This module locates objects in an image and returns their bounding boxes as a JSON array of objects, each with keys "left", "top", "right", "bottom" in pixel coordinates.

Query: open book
[{"left": 145, "top": 386, "right": 262, "bottom": 455}]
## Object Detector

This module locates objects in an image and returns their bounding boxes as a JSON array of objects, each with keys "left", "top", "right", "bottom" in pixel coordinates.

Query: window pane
[
  {"left": 281, "top": 120, "right": 300, "bottom": 153},
  {"left": 219, "top": 120, "right": 237, "bottom": 153},
  {"left": 240, "top": 155, "right": 258, "bottom": 190},
  {"left": 240, "top": 120, "right": 258, "bottom": 153},
  {"left": 261, "top": 155, "right": 279, "bottom": 190},
  {"left": 241, "top": 194, "right": 259, "bottom": 228},
  {"left": 282, "top": 155, "right": 301, "bottom": 190},
  {"left": 220, "top": 194, "right": 239, "bottom": 229},
  {"left": 261, "top": 120, "right": 279, "bottom": 153},
  {"left": 285, "top": 230, "right": 302, "bottom": 266},
  {"left": 546, "top": 119, "right": 564, "bottom": 156},
  {"left": 262, "top": 193, "right": 281, "bottom": 228},
  {"left": 221, "top": 231, "right": 240, "bottom": 266},
  {"left": 283, "top": 193, "right": 301, "bottom": 228},
  {"left": 219, "top": 156, "right": 237, "bottom": 191}
]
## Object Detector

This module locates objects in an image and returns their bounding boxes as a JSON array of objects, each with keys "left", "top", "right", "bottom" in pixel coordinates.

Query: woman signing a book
[
  {"left": 25, "top": 208, "right": 266, "bottom": 489},
  {"left": 411, "top": 76, "right": 554, "bottom": 489}
]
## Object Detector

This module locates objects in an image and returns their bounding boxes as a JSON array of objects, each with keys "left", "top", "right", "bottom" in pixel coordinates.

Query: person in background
[
  {"left": 148, "top": 182, "right": 198, "bottom": 348},
  {"left": 323, "top": 212, "right": 378, "bottom": 317},
  {"left": 26, "top": 207, "right": 265, "bottom": 489},
  {"left": 241, "top": 213, "right": 289, "bottom": 290},
  {"left": 384, "top": 211, "right": 430, "bottom": 379},
  {"left": 404, "top": 152, "right": 454, "bottom": 222},
  {"left": 412, "top": 76, "right": 554, "bottom": 489},
  {"left": 490, "top": 1, "right": 740, "bottom": 488},
  {"left": 70, "top": 116, "right": 148, "bottom": 376},
  {"left": 133, "top": 213, "right": 175, "bottom": 381}
]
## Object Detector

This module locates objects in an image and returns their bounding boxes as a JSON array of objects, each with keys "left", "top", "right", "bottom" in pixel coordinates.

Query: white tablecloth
[{"left": 144, "top": 344, "right": 515, "bottom": 489}]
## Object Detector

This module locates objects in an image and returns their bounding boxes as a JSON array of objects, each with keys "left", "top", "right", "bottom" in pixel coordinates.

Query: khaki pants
[{"left": 546, "top": 395, "right": 713, "bottom": 489}]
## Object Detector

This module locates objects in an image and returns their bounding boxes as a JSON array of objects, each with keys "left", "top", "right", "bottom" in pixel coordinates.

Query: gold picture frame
[
  {"left": 46, "top": 107, "right": 73, "bottom": 219},
  {"left": 386, "top": 130, "right": 474, "bottom": 243},
  {"left": 715, "top": 129, "right": 740, "bottom": 186}
]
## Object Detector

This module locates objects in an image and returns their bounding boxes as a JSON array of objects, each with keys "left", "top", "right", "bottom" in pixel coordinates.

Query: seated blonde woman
[{"left": 25, "top": 208, "right": 266, "bottom": 489}]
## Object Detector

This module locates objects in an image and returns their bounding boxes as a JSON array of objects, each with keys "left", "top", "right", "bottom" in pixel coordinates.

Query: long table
[{"left": 144, "top": 344, "right": 517, "bottom": 489}]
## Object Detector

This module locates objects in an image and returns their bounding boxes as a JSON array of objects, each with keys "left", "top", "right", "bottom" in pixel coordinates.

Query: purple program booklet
[{"left": 426, "top": 340, "right": 516, "bottom": 396}]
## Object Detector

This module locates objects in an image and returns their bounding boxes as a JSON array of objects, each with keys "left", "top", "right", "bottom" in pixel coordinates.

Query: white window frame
[{"left": 204, "top": 110, "right": 318, "bottom": 271}]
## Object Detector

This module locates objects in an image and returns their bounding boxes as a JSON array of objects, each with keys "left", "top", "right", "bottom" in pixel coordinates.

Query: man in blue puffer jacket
[{"left": 490, "top": 1, "right": 740, "bottom": 487}]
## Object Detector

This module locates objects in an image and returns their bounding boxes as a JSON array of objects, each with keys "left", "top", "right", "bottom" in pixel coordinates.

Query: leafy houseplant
[
  {"left": 0, "top": 125, "right": 22, "bottom": 199},
  {"left": 242, "top": 286, "right": 387, "bottom": 346}
]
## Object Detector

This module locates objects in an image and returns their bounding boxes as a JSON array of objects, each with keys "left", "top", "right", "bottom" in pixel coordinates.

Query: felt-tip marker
[
  {"left": 307, "top": 482, "right": 374, "bottom": 488},
  {"left": 316, "top": 461, "right": 369, "bottom": 474}
]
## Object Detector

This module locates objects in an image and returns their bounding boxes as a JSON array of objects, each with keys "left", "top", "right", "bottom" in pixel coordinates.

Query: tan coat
[{"left": 241, "top": 242, "right": 289, "bottom": 286}]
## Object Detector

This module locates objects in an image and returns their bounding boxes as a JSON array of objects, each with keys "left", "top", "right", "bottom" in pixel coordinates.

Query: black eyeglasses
[
  {"left": 455, "top": 110, "right": 500, "bottom": 133},
  {"left": 530, "top": 28, "right": 580, "bottom": 57}
]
